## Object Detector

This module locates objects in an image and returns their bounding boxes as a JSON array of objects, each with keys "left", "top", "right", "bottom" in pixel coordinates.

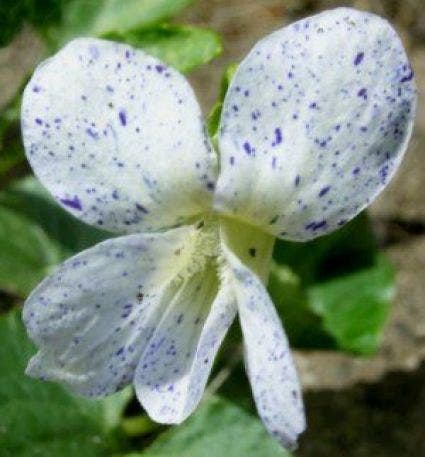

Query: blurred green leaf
[
  {"left": 142, "top": 396, "right": 291, "bottom": 457},
  {"left": 112, "top": 24, "right": 222, "bottom": 73},
  {"left": 0, "top": 176, "right": 110, "bottom": 258},
  {"left": 0, "top": 206, "right": 61, "bottom": 296},
  {"left": 47, "top": 0, "right": 195, "bottom": 46},
  {"left": 207, "top": 63, "right": 238, "bottom": 139},
  {"left": 0, "top": 94, "right": 25, "bottom": 180},
  {"left": 0, "top": 177, "right": 110, "bottom": 297},
  {"left": 273, "top": 212, "right": 377, "bottom": 285},
  {"left": 0, "top": 310, "right": 131, "bottom": 456},
  {"left": 270, "top": 213, "right": 395, "bottom": 354},
  {"left": 268, "top": 264, "right": 335, "bottom": 350},
  {"left": 0, "top": 0, "right": 68, "bottom": 46},
  {"left": 307, "top": 255, "right": 394, "bottom": 354}
]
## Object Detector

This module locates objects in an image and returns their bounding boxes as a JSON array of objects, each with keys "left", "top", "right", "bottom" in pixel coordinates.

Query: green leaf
[
  {"left": 0, "top": 176, "right": 110, "bottom": 258},
  {"left": 111, "top": 24, "right": 222, "bottom": 73},
  {"left": 0, "top": 0, "right": 70, "bottom": 46},
  {"left": 270, "top": 213, "right": 395, "bottom": 354},
  {"left": 143, "top": 396, "right": 291, "bottom": 457},
  {"left": 268, "top": 264, "right": 335, "bottom": 350},
  {"left": 307, "top": 255, "right": 394, "bottom": 354},
  {"left": 207, "top": 63, "right": 238, "bottom": 139},
  {"left": 0, "top": 310, "right": 131, "bottom": 456},
  {"left": 273, "top": 212, "right": 377, "bottom": 285},
  {"left": 0, "top": 93, "right": 25, "bottom": 180},
  {"left": 0, "top": 177, "right": 110, "bottom": 296},
  {"left": 47, "top": 0, "right": 195, "bottom": 46},
  {"left": 0, "top": 207, "right": 62, "bottom": 296}
]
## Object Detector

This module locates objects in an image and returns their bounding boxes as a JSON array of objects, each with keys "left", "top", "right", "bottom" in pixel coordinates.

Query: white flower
[{"left": 21, "top": 7, "right": 416, "bottom": 449}]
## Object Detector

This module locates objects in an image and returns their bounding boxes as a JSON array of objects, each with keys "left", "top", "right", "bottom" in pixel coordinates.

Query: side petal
[
  {"left": 23, "top": 225, "right": 200, "bottom": 397},
  {"left": 215, "top": 7, "right": 416, "bottom": 240},
  {"left": 22, "top": 38, "right": 217, "bottom": 234},
  {"left": 134, "top": 263, "right": 237, "bottom": 423},
  {"left": 220, "top": 222, "right": 305, "bottom": 449}
]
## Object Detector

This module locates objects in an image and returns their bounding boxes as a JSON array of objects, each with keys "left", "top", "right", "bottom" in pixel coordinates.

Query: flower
[{"left": 21, "top": 7, "right": 416, "bottom": 449}]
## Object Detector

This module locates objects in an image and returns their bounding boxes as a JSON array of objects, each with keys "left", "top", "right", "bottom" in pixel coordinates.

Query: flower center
[{"left": 172, "top": 215, "right": 220, "bottom": 283}]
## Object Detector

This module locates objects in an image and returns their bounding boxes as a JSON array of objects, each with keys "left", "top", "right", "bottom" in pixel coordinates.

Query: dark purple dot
[
  {"left": 243, "top": 141, "right": 253, "bottom": 155},
  {"left": 318, "top": 185, "right": 331, "bottom": 197},
  {"left": 354, "top": 52, "right": 364, "bottom": 66},
  {"left": 135, "top": 203, "right": 148, "bottom": 214},
  {"left": 305, "top": 220, "right": 327, "bottom": 231},
  {"left": 274, "top": 127, "right": 282, "bottom": 145},
  {"left": 119, "top": 110, "right": 127, "bottom": 126},
  {"left": 400, "top": 68, "right": 414, "bottom": 83},
  {"left": 357, "top": 88, "right": 368, "bottom": 99},
  {"left": 60, "top": 195, "right": 82, "bottom": 211}
]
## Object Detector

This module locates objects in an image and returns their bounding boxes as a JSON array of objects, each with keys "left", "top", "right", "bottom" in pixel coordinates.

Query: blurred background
[{"left": 0, "top": 1, "right": 424, "bottom": 456}]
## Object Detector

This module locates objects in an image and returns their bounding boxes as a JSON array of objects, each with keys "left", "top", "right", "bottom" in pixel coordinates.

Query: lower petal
[
  {"left": 134, "top": 262, "right": 237, "bottom": 423},
  {"left": 220, "top": 221, "right": 306, "bottom": 449},
  {"left": 23, "top": 225, "right": 199, "bottom": 397}
]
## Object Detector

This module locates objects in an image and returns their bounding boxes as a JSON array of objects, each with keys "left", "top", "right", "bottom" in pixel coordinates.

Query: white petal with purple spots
[
  {"left": 134, "top": 263, "right": 237, "bottom": 423},
  {"left": 22, "top": 38, "right": 217, "bottom": 234},
  {"left": 214, "top": 7, "right": 416, "bottom": 240},
  {"left": 221, "top": 242, "right": 305, "bottom": 450},
  {"left": 24, "top": 225, "right": 199, "bottom": 397}
]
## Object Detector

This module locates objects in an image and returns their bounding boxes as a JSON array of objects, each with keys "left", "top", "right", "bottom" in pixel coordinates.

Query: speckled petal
[
  {"left": 134, "top": 264, "right": 236, "bottom": 423},
  {"left": 22, "top": 38, "right": 217, "bottom": 233},
  {"left": 23, "top": 225, "right": 198, "bottom": 397},
  {"left": 214, "top": 7, "right": 416, "bottom": 240},
  {"left": 221, "top": 243, "right": 305, "bottom": 450}
]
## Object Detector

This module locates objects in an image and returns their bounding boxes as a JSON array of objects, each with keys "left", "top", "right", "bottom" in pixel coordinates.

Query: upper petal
[
  {"left": 23, "top": 225, "right": 200, "bottom": 397},
  {"left": 214, "top": 8, "right": 416, "bottom": 240},
  {"left": 22, "top": 38, "right": 217, "bottom": 234},
  {"left": 134, "top": 263, "right": 236, "bottom": 423}
]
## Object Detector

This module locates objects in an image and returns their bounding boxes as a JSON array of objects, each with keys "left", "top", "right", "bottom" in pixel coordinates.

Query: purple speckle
[
  {"left": 294, "top": 175, "right": 301, "bottom": 187},
  {"left": 119, "top": 110, "right": 127, "bottom": 126},
  {"left": 305, "top": 220, "right": 327, "bottom": 231},
  {"left": 318, "top": 185, "right": 331, "bottom": 197},
  {"left": 400, "top": 69, "right": 414, "bottom": 83},
  {"left": 243, "top": 141, "right": 253, "bottom": 155},
  {"left": 352, "top": 167, "right": 361, "bottom": 175},
  {"left": 135, "top": 203, "right": 149, "bottom": 214},
  {"left": 35, "top": 118, "right": 43, "bottom": 125},
  {"left": 273, "top": 127, "right": 282, "bottom": 146},
  {"left": 354, "top": 52, "right": 364, "bottom": 66},
  {"left": 155, "top": 65, "right": 165, "bottom": 73},
  {"left": 32, "top": 85, "right": 41, "bottom": 93},
  {"left": 230, "top": 156, "right": 235, "bottom": 166},
  {"left": 60, "top": 195, "right": 82, "bottom": 211},
  {"left": 357, "top": 88, "right": 368, "bottom": 99},
  {"left": 251, "top": 110, "right": 261, "bottom": 121},
  {"left": 86, "top": 128, "right": 98, "bottom": 139}
]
